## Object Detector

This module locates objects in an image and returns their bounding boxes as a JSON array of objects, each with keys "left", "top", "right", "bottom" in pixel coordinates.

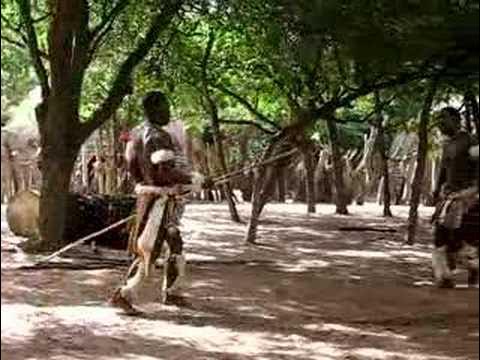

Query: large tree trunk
[
  {"left": 326, "top": 116, "right": 349, "bottom": 215},
  {"left": 406, "top": 81, "right": 438, "bottom": 245},
  {"left": 38, "top": 148, "right": 77, "bottom": 251},
  {"left": 22, "top": 0, "right": 183, "bottom": 251}
]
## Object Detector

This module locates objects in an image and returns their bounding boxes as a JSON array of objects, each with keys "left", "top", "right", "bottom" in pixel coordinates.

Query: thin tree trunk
[
  {"left": 81, "top": 144, "right": 88, "bottom": 190},
  {"left": 407, "top": 81, "right": 438, "bottom": 245},
  {"left": 402, "top": 159, "right": 416, "bottom": 203},
  {"left": 465, "top": 88, "right": 479, "bottom": 142},
  {"left": 431, "top": 156, "right": 438, "bottom": 194},
  {"left": 104, "top": 121, "right": 115, "bottom": 195},
  {"left": 381, "top": 158, "right": 392, "bottom": 216},
  {"left": 245, "top": 166, "right": 276, "bottom": 244},
  {"left": 203, "top": 144, "right": 215, "bottom": 201},
  {"left": 464, "top": 96, "right": 473, "bottom": 134},
  {"left": 212, "top": 127, "right": 241, "bottom": 221},
  {"left": 5, "top": 143, "right": 20, "bottom": 197},
  {"left": 245, "top": 141, "right": 279, "bottom": 244},
  {"left": 375, "top": 92, "right": 392, "bottom": 217},
  {"left": 377, "top": 176, "right": 385, "bottom": 205},
  {"left": 326, "top": 116, "right": 349, "bottom": 215},
  {"left": 276, "top": 166, "right": 286, "bottom": 203},
  {"left": 238, "top": 131, "right": 253, "bottom": 202},
  {"left": 111, "top": 112, "right": 120, "bottom": 193},
  {"left": 201, "top": 30, "right": 241, "bottom": 222},
  {"left": 303, "top": 148, "right": 316, "bottom": 213}
]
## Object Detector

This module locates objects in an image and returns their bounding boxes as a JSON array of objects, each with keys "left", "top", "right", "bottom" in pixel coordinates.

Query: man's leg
[
  {"left": 162, "top": 225, "right": 188, "bottom": 305},
  {"left": 432, "top": 226, "right": 455, "bottom": 288},
  {"left": 111, "top": 195, "right": 157, "bottom": 313},
  {"left": 110, "top": 260, "right": 146, "bottom": 314},
  {"left": 459, "top": 243, "right": 479, "bottom": 288}
]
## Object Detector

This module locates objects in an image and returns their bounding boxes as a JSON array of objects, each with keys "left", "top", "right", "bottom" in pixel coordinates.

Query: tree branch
[
  {"left": 70, "top": 0, "right": 92, "bottom": 112},
  {"left": 1, "top": 12, "right": 25, "bottom": 36},
  {"left": 33, "top": 12, "right": 52, "bottom": 23},
  {"left": 213, "top": 83, "right": 282, "bottom": 130},
  {"left": 80, "top": 0, "right": 184, "bottom": 142},
  {"left": 16, "top": 0, "right": 50, "bottom": 98},
  {"left": 1, "top": 34, "right": 49, "bottom": 59},
  {"left": 277, "top": 67, "right": 430, "bottom": 143},
  {"left": 218, "top": 119, "right": 276, "bottom": 135},
  {"left": 200, "top": 30, "right": 218, "bottom": 119},
  {"left": 89, "top": 0, "right": 131, "bottom": 57},
  {"left": 1, "top": 34, "right": 24, "bottom": 48},
  {"left": 253, "top": 63, "right": 300, "bottom": 110},
  {"left": 314, "top": 68, "right": 429, "bottom": 121}
]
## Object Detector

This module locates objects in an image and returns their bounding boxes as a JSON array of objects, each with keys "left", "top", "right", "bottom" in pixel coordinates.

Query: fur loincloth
[
  {"left": 432, "top": 186, "right": 479, "bottom": 229},
  {"left": 128, "top": 195, "right": 184, "bottom": 259}
]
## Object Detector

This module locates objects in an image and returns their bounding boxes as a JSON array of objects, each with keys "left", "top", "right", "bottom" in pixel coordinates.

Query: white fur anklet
[{"left": 164, "top": 254, "right": 188, "bottom": 295}]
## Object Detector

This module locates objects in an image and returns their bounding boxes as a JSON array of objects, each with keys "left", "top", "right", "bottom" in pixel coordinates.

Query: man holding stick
[{"left": 110, "top": 91, "right": 207, "bottom": 313}]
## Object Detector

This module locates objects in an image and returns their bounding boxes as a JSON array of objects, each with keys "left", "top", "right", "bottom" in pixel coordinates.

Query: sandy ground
[{"left": 1, "top": 202, "right": 478, "bottom": 360}]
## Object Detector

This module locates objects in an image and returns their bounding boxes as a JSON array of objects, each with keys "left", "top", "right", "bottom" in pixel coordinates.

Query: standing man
[
  {"left": 110, "top": 91, "right": 204, "bottom": 312},
  {"left": 431, "top": 107, "right": 479, "bottom": 288}
]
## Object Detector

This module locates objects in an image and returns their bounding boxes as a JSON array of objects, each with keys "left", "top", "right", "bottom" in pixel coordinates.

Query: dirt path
[{"left": 1, "top": 203, "right": 478, "bottom": 360}]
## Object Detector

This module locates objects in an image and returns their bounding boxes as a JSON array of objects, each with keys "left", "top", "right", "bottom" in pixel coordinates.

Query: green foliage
[
  {"left": 1, "top": 0, "right": 478, "bottom": 158},
  {"left": 1, "top": 44, "right": 36, "bottom": 105}
]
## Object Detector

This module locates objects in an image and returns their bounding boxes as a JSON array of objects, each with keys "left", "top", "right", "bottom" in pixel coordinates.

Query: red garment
[{"left": 119, "top": 131, "right": 131, "bottom": 142}]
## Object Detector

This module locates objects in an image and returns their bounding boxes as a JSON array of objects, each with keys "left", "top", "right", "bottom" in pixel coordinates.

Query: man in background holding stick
[{"left": 431, "top": 107, "right": 479, "bottom": 288}]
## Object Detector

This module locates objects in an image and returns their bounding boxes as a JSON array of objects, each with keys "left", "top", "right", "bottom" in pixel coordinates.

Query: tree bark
[
  {"left": 402, "top": 158, "right": 416, "bottom": 203},
  {"left": 38, "top": 149, "right": 77, "bottom": 250},
  {"left": 4, "top": 143, "right": 20, "bottom": 197},
  {"left": 81, "top": 144, "right": 89, "bottom": 191},
  {"left": 201, "top": 30, "right": 241, "bottom": 222},
  {"left": 377, "top": 176, "right": 385, "bottom": 205},
  {"left": 326, "top": 116, "right": 349, "bottom": 215},
  {"left": 238, "top": 131, "right": 253, "bottom": 202},
  {"left": 303, "top": 148, "right": 316, "bottom": 213},
  {"left": 244, "top": 140, "right": 279, "bottom": 244},
  {"left": 245, "top": 166, "right": 276, "bottom": 244},
  {"left": 214, "top": 137, "right": 241, "bottom": 221},
  {"left": 375, "top": 93, "right": 392, "bottom": 217},
  {"left": 407, "top": 81, "right": 438, "bottom": 245},
  {"left": 465, "top": 87, "right": 479, "bottom": 142},
  {"left": 276, "top": 166, "right": 286, "bottom": 203}
]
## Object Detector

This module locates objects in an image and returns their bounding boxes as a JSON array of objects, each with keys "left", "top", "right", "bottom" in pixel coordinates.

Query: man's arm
[
  {"left": 433, "top": 147, "right": 447, "bottom": 202},
  {"left": 144, "top": 130, "right": 193, "bottom": 186}
]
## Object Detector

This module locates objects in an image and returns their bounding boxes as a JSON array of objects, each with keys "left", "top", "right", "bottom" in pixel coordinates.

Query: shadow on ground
[{"left": 1, "top": 203, "right": 478, "bottom": 360}]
